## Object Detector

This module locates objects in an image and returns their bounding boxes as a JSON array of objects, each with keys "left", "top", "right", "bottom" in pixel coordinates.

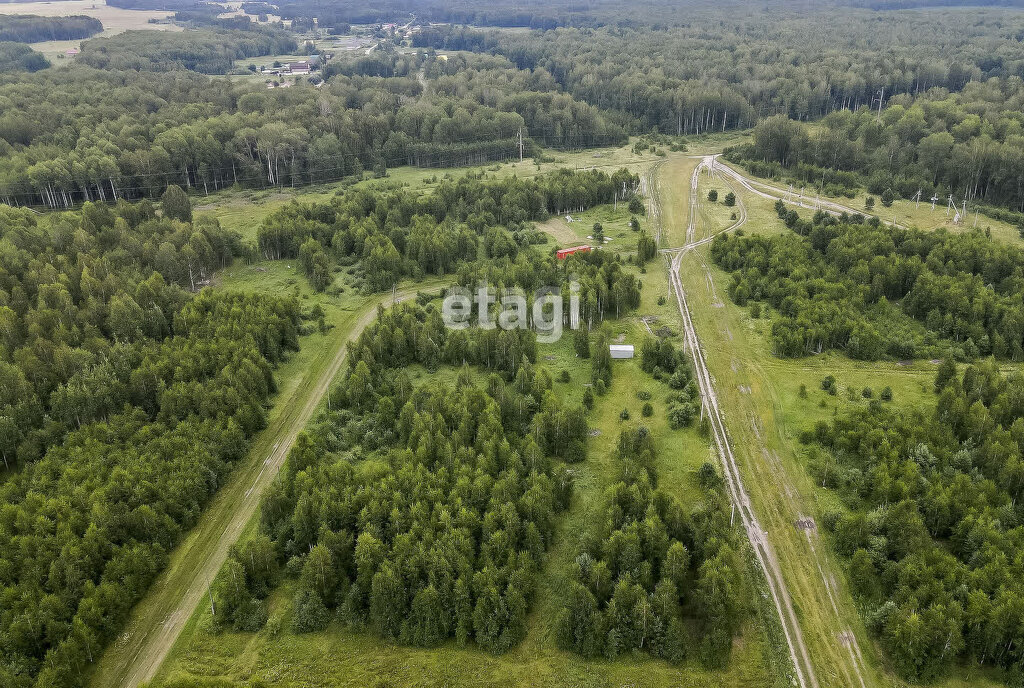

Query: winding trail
[
  {"left": 655, "top": 153, "right": 871, "bottom": 688},
  {"left": 716, "top": 158, "right": 907, "bottom": 229},
  {"left": 658, "top": 153, "right": 874, "bottom": 688},
  {"left": 90, "top": 285, "right": 431, "bottom": 688},
  {"left": 662, "top": 161, "right": 818, "bottom": 685}
]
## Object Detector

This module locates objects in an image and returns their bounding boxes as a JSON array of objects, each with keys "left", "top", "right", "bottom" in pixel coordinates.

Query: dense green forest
[
  {"left": 0, "top": 51, "right": 624, "bottom": 208},
  {"left": 557, "top": 347, "right": 745, "bottom": 664},
  {"left": 5, "top": 1, "right": 1024, "bottom": 686},
  {"left": 0, "top": 15, "right": 102, "bottom": 43},
  {"left": 730, "top": 81, "right": 1024, "bottom": 213},
  {"left": 214, "top": 303, "right": 584, "bottom": 647},
  {"left": 414, "top": 9, "right": 1024, "bottom": 136},
  {"left": 0, "top": 162, "right": 645, "bottom": 685},
  {"left": 711, "top": 208, "right": 1024, "bottom": 361},
  {"left": 77, "top": 27, "right": 296, "bottom": 74},
  {"left": 0, "top": 41, "right": 47, "bottom": 72},
  {"left": 0, "top": 195, "right": 303, "bottom": 687},
  {"left": 254, "top": 167, "right": 639, "bottom": 291},
  {"left": 0, "top": 196, "right": 243, "bottom": 469},
  {"left": 199, "top": 0, "right": 1024, "bottom": 31},
  {"left": 4, "top": 2, "right": 1024, "bottom": 213},
  {"left": 805, "top": 362, "right": 1024, "bottom": 681}
]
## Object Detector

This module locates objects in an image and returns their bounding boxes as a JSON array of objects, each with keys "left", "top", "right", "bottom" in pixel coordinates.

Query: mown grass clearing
[
  {"left": 658, "top": 155, "right": 701, "bottom": 248},
  {"left": 671, "top": 159, "right": 1021, "bottom": 688},
  {"left": 536, "top": 201, "right": 646, "bottom": 252},
  {"left": 723, "top": 159, "right": 1023, "bottom": 246}
]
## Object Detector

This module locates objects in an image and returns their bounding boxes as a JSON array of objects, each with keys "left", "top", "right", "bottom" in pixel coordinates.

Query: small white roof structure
[{"left": 609, "top": 344, "right": 634, "bottom": 359}]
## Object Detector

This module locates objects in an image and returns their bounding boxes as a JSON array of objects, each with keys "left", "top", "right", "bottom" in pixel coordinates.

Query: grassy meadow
[{"left": 663, "top": 147, "right": 1020, "bottom": 688}]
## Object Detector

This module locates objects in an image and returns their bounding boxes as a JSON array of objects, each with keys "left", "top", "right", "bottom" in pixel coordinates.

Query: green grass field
[
  {"left": 196, "top": 187, "right": 339, "bottom": 242},
  {"left": 662, "top": 147, "right": 1020, "bottom": 688},
  {"left": 536, "top": 201, "right": 647, "bottom": 251},
  {"left": 695, "top": 172, "right": 739, "bottom": 242}
]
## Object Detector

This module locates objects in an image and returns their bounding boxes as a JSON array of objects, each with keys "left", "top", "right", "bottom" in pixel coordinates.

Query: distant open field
[
  {"left": 0, "top": 0, "right": 179, "bottom": 62},
  {"left": 0, "top": 0, "right": 176, "bottom": 31}
]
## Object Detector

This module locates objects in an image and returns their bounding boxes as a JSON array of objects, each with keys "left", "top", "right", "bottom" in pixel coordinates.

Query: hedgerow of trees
[
  {"left": 0, "top": 15, "right": 103, "bottom": 43},
  {"left": 77, "top": 26, "right": 297, "bottom": 74},
  {"left": 0, "top": 41, "right": 48, "bottom": 72}
]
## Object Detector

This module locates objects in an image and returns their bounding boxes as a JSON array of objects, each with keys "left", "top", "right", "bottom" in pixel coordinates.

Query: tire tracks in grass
[
  {"left": 90, "top": 284, "right": 435, "bottom": 688},
  {"left": 657, "top": 152, "right": 876, "bottom": 688}
]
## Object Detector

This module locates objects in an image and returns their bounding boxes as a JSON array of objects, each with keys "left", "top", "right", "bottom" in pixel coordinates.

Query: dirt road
[
  {"left": 660, "top": 155, "right": 872, "bottom": 688},
  {"left": 90, "top": 286, "right": 429, "bottom": 688},
  {"left": 716, "top": 158, "right": 907, "bottom": 229},
  {"left": 664, "top": 158, "right": 820, "bottom": 688}
]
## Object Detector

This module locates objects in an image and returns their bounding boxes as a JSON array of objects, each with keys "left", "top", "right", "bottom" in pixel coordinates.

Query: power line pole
[
  {"left": 873, "top": 87, "right": 885, "bottom": 123},
  {"left": 517, "top": 128, "right": 524, "bottom": 162}
]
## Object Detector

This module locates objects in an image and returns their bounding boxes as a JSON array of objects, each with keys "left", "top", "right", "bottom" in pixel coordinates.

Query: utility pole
[
  {"left": 873, "top": 87, "right": 885, "bottom": 122},
  {"left": 517, "top": 128, "right": 524, "bottom": 162}
]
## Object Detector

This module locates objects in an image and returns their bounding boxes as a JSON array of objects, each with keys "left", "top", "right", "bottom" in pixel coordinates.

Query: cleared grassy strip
[
  {"left": 720, "top": 159, "right": 1023, "bottom": 245},
  {"left": 658, "top": 156, "right": 701, "bottom": 248},
  {"left": 658, "top": 151, "right": 869, "bottom": 686},
  {"left": 667, "top": 154, "right": 1018, "bottom": 687},
  {"left": 89, "top": 271, "right": 443, "bottom": 688}
]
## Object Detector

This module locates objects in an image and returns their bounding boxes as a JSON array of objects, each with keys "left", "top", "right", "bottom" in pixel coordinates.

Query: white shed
[{"left": 609, "top": 344, "right": 634, "bottom": 359}]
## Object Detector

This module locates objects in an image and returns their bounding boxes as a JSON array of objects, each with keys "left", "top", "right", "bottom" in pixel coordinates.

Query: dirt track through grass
[
  {"left": 659, "top": 151, "right": 884, "bottom": 688},
  {"left": 89, "top": 284, "right": 436, "bottom": 688},
  {"left": 663, "top": 158, "right": 818, "bottom": 688}
]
